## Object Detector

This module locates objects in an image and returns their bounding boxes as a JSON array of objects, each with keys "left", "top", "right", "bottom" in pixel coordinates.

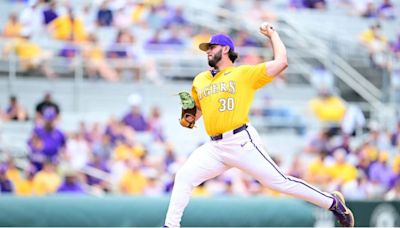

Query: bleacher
[{"left": 0, "top": 0, "right": 399, "bottom": 206}]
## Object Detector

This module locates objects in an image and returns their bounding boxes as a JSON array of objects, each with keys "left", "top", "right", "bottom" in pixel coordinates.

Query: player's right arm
[{"left": 259, "top": 23, "right": 288, "bottom": 78}]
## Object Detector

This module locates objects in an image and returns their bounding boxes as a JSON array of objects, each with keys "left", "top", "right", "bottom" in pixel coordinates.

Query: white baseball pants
[{"left": 164, "top": 124, "right": 334, "bottom": 227}]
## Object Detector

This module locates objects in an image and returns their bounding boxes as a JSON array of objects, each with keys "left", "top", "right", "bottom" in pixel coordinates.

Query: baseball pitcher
[{"left": 164, "top": 23, "right": 354, "bottom": 227}]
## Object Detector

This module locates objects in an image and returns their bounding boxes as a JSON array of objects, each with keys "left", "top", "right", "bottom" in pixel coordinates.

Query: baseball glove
[{"left": 178, "top": 91, "right": 196, "bottom": 129}]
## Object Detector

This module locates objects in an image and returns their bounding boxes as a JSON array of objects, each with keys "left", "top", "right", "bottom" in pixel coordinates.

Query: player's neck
[{"left": 216, "top": 60, "right": 233, "bottom": 72}]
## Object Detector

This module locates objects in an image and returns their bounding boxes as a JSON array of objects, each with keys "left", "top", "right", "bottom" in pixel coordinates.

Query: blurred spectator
[
  {"left": 148, "top": 105, "right": 165, "bottom": 142},
  {"left": 235, "top": 31, "right": 259, "bottom": 48},
  {"left": 341, "top": 172, "right": 369, "bottom": 200},
  {"left": 295, "top": 0, "right": 326, "bottom": 9},
  {"left": 79, "top": 4, "right": 96, "bottom": 34},
  {"left": 191, "top": 27, "right": 211, "bottom": 52},
  {"left": 58, "top": 37, "right": 80, "bottom": 60},
  {"left": 390, "top": 34, "right": 400, "bottom": 56},
  {"left": 2, "top": 12, "right": 22, "bottom": 38},
  {"left": 130, "top": 2, "right": 148, "bottom": 25},
  {"left": 122, "top": 94, "right": 148, "bottom": 132},
  {"left": 32, "top": 161, "right": 61, "bottom": 195},
  {"left": 330, "top": 134, "right": 352, "bottom": 155},
  {"left": 361, "top": 2, "right": 377, "bottom": 18},
  {"left": 144, "top": 176, "right": 164, "bottom": 196},
  {"left": 310, "top": 64, "right": 334, "bottom": 91},
  {"left": 57, "top": 172, "right": 85, "bottom": 194},
  {"left": 164, "top": 6, "right": 187, "bottom": 28},
  {"left": 107, "top": 29, "right": 140, "bottom": 80},
  {"left": 0, "top": 164, "right": 13, "bottom": 193},
  {"left": 42, "top": 1, "right": 58, "bottom": 25},
  {"left": 368, "top": 151, "right": 395, "bottom": 190},
  {"left": 49, "top": 7, "right": 87, "bottom": 42},
  {"left": 92, "top": 134, "right": 113, "bottom": 160},
  {"left": 35, "top": 92, "right": 60, "bottom": 123},
  {"left": 28, "top": 107, "right": 66, "bottom": 171},
  {"left": 64, "top": 132, "right": 91, "bottom": 171},
  {"left": 3, "top": 29, "right": 56, "bottom": 79},
  {"left": 3, "top": 95, "right": 29, "bottom": 121},
  {"left": 113, "top": 5, "right": 131, "bottom": 29},
  {"left": 5, "top": 159, "right": 21, "bottom": 185},
  {"left": 299, "top": 0, "right": 320, "bottom": 9},
  {"left": 289, "top": 0, "right": 304, "bottom": 9},
  {"left": 104, "top": 117, "right": 126, "bottom": 146},
  {"left": 145, "top": 29, "right": 163, "bottom": 50},
  {"left": 85, "top": 154, "right": 110, "bottom": 193},
  {"left": 341, "top": 105, "right": 366, "bottom": 136},
  {"left": 390, "top": 121, "right": 400, "bottom": 148},
  {"left": 19, "top": 0, "right": 43, "bottom": 36},
  {"left": 83, "top": 34, "right": 118, "bottom": 81},
  {"left": 287, "top": 154, "right": 304, "bottom": 178},
  {"left": 248, "top": 0, "right": 277, "bottom": 22},
  {"left": 192, "top": 181, "right": 210, "bottom": 197},
  {"left": 305, "top": 151, "right": 330, "bottom": 186},
  {"left": 386, "top": 179, "right": 400, "bottom": 200},
  {"left": 308, "top": 89, "right": 347, "bottom": 125},
  {"left": 304, "top": 128, "right": 334, "bottom": 154},
  {"left": 119, "top": 158, "right": 148, "bottom": 194},
  {"left": 163, "top": 25, "right": 185, "bottom": 46},
  {"left": 360, "top": 23, "right": 388, "bottom": 68},
  {"left": 365, "top": 121, "right": 391, "bottom": 151},
  {"left": 113, "top": 138, "right": 145, "bottom": 161},
  {"left": 15, "top": 169, "right": 35, "bottom": 196},
  {"left": 97, "top": 0, "right": 113, "bottom": 27},
  {"left": 377, "top": 0, "right": 395, "bottom": 20},
  {"left": 146, "top": 5, "right": 166, "bottom": 30},
  {"left": 327, "top": 148, "right": 358, "bottom": 187}
]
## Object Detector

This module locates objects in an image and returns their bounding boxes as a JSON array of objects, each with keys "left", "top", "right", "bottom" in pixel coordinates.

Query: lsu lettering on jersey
[{"left": 192, "top": 63, "right": 275, "bottom": 136}]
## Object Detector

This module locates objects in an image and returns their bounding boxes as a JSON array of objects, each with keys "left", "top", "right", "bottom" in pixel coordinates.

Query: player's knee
[{"left": 174, "top": 169, "right": 195, "bottom": 187}]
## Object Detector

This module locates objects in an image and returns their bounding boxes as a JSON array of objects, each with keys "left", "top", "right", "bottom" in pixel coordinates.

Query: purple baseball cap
[{"left": 199, "top": 34, "right": 235, "bottom": 52}]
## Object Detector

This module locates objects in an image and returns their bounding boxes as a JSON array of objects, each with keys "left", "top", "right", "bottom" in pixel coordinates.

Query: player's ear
[{"left": 222, "top": 46, "right": 230, "bottom": 54}]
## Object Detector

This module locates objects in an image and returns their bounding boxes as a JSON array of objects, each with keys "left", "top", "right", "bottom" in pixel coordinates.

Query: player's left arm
[{"left": 260, "top": 23, "right": 288, "bottom": 77}]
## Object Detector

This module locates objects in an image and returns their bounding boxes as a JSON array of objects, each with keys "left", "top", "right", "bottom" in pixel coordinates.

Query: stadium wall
[
  {"left": 1, "top": 196, "right": 399, "bottom": 227},
  {"left": 0, "top": 196, "right": 314, "bottom": 227}
]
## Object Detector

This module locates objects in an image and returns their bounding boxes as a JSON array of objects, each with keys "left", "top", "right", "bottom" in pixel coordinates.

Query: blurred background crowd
[{"left": 0, "top": 0, "right": 399, "bottom": 201}]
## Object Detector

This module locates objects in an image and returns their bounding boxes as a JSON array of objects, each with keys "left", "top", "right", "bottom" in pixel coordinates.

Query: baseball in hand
[
  {"left": 259, "top": 22, "right": 275, "bottom": 37},
  {"left": 260, "top": 22, "right": 273, "bottom": 31}
]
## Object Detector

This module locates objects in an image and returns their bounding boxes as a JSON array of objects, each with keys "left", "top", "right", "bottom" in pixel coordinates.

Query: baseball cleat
[{"left": 330, "top": 191, "right": 355, "bottom": 227}]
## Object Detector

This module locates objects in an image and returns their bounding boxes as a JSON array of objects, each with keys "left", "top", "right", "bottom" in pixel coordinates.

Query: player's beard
[{"left": 208, "top": 49, "right": 222, "bottom": 69}]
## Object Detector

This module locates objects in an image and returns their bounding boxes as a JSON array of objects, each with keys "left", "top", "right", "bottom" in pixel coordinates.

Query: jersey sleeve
[{"left": 244, "top": 63, "right": 275, "bottom": 89}]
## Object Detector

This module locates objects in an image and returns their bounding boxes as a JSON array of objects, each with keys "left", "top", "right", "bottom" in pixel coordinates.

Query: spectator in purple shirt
[
  {"left": 122, "top": 94, "right": 148, "bottom": 132},
  {"left": 303, "top": 0, "right": 326, "bottom": 9},
  {"left": 163, "top": 26, "right": 185, "bottom": 46},
  {"left": 391, "top": 34, "right": 400, "bottom": 55},
  {"left": 0, "top": 164, "right": 13, "bottom": 193},
  {"left": 164, "top": 6, "right": 187, "bottom": 28},
  {"left": 42, "top": 1, "right": 58, "bottom": 25},
  {"left": 57, "top": 172, "right": 85, "bottom": 194},
  {"left": 368, "top": 151, "right": 395, "bottom": 190},
  {"left": 377, "top": 0, "right": 395, "bottom": 19},
  {"left": 104, "top": 117, "right": 126, "bottom": 146},
  {"left": 96, "top": 0, "right": 113, "bottom": 27},
  {"left": 85, "top": 155, "right": 110, "bottom": 193},
  {"left": 390, "top": 121, "right": 400, "bottom": 147},
  {"left": 28, "top": 107, "right": 66, "bottom": 170}
]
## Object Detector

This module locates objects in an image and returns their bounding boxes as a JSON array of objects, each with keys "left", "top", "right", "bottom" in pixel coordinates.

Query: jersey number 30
[{"left": 218, "top": 98, "right": 234, "bottom": 112}]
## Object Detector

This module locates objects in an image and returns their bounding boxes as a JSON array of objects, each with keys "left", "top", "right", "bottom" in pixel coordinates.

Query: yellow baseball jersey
[{"left": 192, "top": 63, "right": 274, "bottom": 136}]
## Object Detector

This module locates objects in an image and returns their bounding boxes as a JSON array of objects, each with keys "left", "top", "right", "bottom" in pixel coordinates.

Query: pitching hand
[{"left": 259, "top": 22, "right": 276, "bottom": 38}]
